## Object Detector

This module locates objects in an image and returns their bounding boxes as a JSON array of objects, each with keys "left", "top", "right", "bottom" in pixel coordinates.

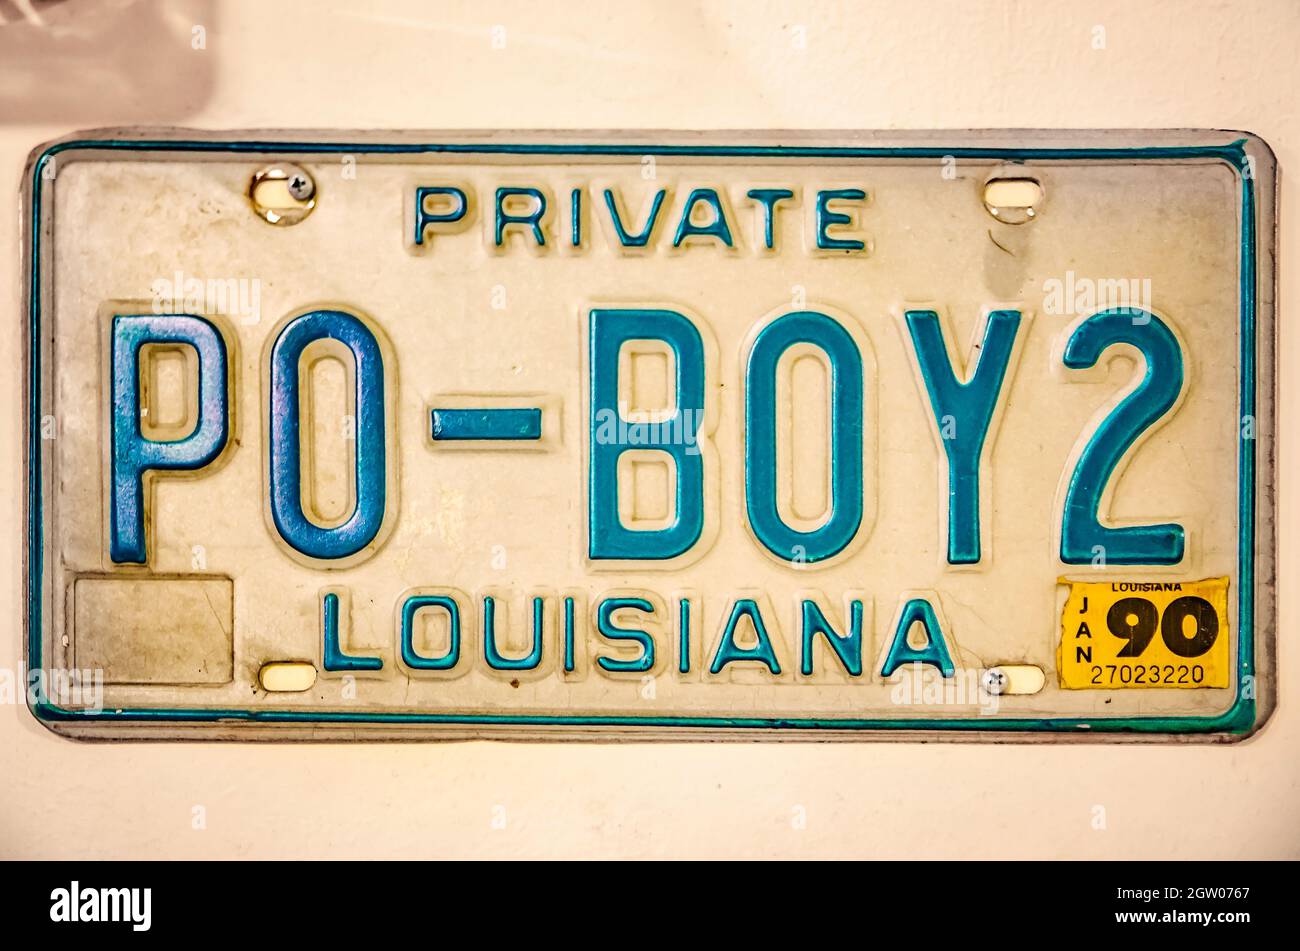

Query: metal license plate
[{"left": 22, "top": 130, "right": 1276, "bottom": 741}]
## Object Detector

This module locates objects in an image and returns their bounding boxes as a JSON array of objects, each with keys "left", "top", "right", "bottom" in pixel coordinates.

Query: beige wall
[{"left": 1, "top": 0, "right": 1296, "bottom": 859}]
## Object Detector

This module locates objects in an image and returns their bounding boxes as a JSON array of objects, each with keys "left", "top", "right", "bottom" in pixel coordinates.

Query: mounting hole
[
  {"left": 982, "top": 175, "right": 1043, "bottom": 225},
  {"left": 983, "top": 664, "right": 1046, "bottom": 696},
  {"left": 250, "top": 163, "right": 316, "bottom": 226},
  {"left": 258, "top": 661, "right": 317, "bottom": 692}
]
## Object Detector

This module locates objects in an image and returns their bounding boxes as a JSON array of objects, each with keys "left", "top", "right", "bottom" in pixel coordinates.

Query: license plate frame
[{"left": 22, "top": 129, "right": 1277, "bottom": 742}]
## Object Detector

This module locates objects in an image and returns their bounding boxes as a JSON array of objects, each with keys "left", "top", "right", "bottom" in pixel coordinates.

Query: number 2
[{"left": 1060, "top": 308, "right": 1186, "bottom": 565}]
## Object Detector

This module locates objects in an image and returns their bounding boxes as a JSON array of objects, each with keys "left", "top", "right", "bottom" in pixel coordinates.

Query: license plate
[{"left": 23, "top": 130, "right": 1276, "bottom": 740}]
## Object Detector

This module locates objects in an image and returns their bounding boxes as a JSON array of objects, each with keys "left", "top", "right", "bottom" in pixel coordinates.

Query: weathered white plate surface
[{"left": 22, "top": 130, "right": 1276, "bottom": 740}]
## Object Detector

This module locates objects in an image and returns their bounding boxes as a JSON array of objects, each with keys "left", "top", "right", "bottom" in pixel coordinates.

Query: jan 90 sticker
[{"left": 1058, "top": 578, "right": 1230, "bottom": 689}]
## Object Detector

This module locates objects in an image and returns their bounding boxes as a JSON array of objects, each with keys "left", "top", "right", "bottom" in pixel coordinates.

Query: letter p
[{"left": 110, "top": 314, "right": 230, "bottom": 564}]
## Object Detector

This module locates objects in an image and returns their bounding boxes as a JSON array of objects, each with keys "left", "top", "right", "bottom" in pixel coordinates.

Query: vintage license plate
[{"left": 22, "top": 131, "right": 1276, "bottom": 740}]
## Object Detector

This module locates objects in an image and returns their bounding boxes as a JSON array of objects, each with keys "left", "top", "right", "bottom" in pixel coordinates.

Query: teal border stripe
[{"left": 26, "top": 137, "right": 1259, "bottom": 734}]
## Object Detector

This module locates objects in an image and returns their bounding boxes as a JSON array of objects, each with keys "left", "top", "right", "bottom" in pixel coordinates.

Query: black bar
[{"left": 3, "top": 860, "right": 1280, "bottom": 938}]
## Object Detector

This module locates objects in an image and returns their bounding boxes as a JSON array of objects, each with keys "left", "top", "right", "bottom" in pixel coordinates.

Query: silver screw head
[
  {"left": 287, "top": 170, "right": 315, "bottom": 201},
  {"left": 982, "top": 667, "right": 1009, "bottom": 696}
]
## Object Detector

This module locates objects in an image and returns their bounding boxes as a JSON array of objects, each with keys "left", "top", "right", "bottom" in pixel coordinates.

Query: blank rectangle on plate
[{"left": 71, "top": 576, "right": 234, "bottom": 685}]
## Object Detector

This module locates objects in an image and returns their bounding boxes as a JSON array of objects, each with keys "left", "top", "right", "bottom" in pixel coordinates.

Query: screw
[
  {"left": 982, "top": 667, "right": 1009, "bottom": 696},
  {"left": 287, "top": 171, "right": 315, "bottom": 201},
  {"left": 251, "top": 164, "right": 316, "bottom": 225}
]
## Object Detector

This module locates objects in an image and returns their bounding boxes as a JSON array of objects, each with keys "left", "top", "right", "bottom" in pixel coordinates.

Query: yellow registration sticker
[{"left": 1058, "top": 578, "right": 1231, "bottom": 689}]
